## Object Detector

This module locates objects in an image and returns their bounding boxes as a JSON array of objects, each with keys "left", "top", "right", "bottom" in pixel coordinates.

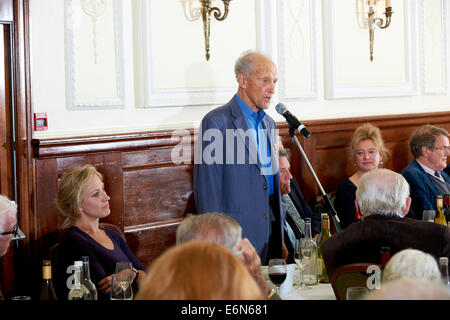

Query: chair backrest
[
  {"left": 99, "top": 222, "right": 126, "bottom": 241},
  {"left": 330, "top": 263, "right": 380, "bottom": 300}
]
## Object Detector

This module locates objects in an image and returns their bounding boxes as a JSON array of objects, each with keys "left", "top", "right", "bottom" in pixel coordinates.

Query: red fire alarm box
[{"left": 34, "top": 113, "right": 48, "bottom": 131}]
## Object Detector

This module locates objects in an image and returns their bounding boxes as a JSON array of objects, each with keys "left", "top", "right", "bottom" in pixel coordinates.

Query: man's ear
[
  {"left": 237, "top": 73, "right": 247, "bottom": 88},
  {"left": 401, "top": 197, "right": 412, "bottom": 217}
]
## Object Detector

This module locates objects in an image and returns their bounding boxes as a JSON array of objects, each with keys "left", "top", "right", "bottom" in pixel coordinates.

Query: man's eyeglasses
[
  {"left": 433, "top": 146, "right": 450, "bottom": 153},
  {"left": 0, "top": 223, "right": 18, "bottom": 237}
]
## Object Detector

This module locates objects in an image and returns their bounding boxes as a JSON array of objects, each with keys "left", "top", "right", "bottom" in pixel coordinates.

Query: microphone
[{"left": 275, "top": 103, "right": 311, "bottom": 138}]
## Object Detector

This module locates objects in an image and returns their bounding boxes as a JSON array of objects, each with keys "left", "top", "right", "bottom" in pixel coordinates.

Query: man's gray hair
[
  {"left": 234, "top": 50, "right": 272, "bottom": 79},
  {"left": 176, "top": 213, "right": 242, "bottom": 253},
  {"left": 0, "top": 194, "right": 17, "bottom": 233},
  {"left": 356, "top": 168, "right": 410, "bottom": 217}
]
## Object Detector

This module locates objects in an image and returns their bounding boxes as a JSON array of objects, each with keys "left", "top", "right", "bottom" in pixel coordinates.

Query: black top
[
  {"left": 334, "top": 178, "right": 358, "bottom": 229},
  {"left": 54, "top": 226, "right": 146, "bottom": 300}
]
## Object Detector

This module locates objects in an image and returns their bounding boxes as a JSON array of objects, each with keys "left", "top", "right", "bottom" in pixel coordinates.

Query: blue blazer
[
  {"left": 193, "top": 96, "right": 284, "bottom": 261},
  {"left": 401, "top": 159, "right": 450, "bottom": 219}
]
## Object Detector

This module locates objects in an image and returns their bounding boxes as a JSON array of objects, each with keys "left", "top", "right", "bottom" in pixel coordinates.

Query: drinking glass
[
  {"left": 111, "top": 262, "right": 134, "bottom": 300},
  {"left": 422, "top": 210, "right": 435, "bottom": 222},
  {"left": 294, "top": 239, "right": 310, "bottom": 290},
  {"left": 346, "top": 286, "right": 368, "bottom": 300},
  {"left": 268, "top": 259, "right": 287, "bottom": 296}
]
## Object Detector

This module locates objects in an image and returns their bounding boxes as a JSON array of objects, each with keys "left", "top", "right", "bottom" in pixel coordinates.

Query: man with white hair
[
  {"left": 176, "top": 213, "right": 280, "bottom": 300},
  {"left": 0, "top": 194, "right": 18, "bottom": 300},
  {"left": 322, "top": 168, "right": 450, "bottom": 278}
]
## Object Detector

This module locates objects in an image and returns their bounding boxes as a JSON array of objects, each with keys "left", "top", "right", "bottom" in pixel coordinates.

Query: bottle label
[{"left": 43, "top": 266, "right": 52, "bottom": 280}]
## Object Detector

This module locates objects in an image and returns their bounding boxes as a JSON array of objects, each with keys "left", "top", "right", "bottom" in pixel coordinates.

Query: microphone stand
[{"left": 288, "top": 124, "right": 342, "bottom": 233}]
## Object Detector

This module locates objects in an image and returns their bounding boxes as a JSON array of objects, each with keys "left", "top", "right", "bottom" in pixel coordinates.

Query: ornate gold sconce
[
  {"left": 182, "top": 0, "right": 232, "bottom": 61},
  {"left": 356, "top": 0, "right": 393, "bottom": 62}
]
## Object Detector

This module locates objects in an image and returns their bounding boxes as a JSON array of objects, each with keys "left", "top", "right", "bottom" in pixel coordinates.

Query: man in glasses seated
[
  {"left": 402, "top": 125, "right": 450, "bottom": 220},
  {"left": 0, "top": 194, "right": 18, "bottom": 300}
]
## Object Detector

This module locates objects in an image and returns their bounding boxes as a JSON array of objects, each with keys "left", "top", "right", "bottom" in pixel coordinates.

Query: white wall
[{"left": 30, "top": 0, "right": 450, "bottom": 139}]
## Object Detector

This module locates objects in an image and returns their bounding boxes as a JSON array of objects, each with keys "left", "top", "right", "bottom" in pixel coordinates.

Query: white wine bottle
[
  {"left": 68, "top": 261, "right": 90, "bottom": 300},
  {"left": 301, "top": 218, "right": 318, "bottom": 285},
  {"left": 317, "top": 214, "right": 331, "bottom": 283},
  {"left": 435, "top": 195, "right": 447, "bottom": 226},
  {"left": 40, "top": 260, "right": 57, "bottom": 300},
  {"left": 81, "top": 256, "right": 98, "bottom": 300}
]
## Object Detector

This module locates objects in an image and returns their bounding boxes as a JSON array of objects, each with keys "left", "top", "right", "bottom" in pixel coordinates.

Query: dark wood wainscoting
[{"left": 29, "top": 111, "right": 450, "bottom": 296}]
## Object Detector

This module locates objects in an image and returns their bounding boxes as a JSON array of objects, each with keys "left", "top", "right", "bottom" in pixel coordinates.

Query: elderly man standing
[
  {"left": 322, "top": 168, "right": 450, "bottom": 279},
  {"left": 0, "top": 194, "right": 18, "bottom": 300},
  {"left": 193, "top": 50, "right": 283, "bottom": 264},
  {"left": 402, "top": 125, "right": 450, "bottom": 219}
]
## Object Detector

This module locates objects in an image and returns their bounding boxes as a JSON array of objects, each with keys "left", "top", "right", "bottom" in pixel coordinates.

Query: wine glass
[
  {"left": 111, "top": 262, "right": 134, "bottom": 300},
  {"left": 294, "top": 239, "right": 311, "bottom": 290},
  {"left": 422, "top": 210, "right": 435, "bottom": 222},
  {"left": 268, "top": 259, "right": 287, "bottom": 296}
]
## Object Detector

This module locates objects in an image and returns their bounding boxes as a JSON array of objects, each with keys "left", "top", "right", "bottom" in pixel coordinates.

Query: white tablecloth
[
  {"left": 262, "top": 264, "right": 336, "bottom": 300},
  {"left": 282, "top": 283, "right": 336, "bottom": 300}
]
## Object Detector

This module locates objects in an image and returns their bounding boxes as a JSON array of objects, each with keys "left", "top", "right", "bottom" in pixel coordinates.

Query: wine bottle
[
  {"left": 68, "top": 261, "right": 90, "bottom": 300},
  {"left": 317, "top": 214, "right": 331, "bottom": 283},
  {"left": 39, "top": 260, "right": 57, "bottom": 300},
  {"left": 439, "top": 257, "right": 450, "bottom": 286},
  {"left": 300, "top": 218, "right": 318, "bottom": 285},
  {"left": 435, "top": 195, "right": 447, "bottom": 226},
  {"left": 81, "top": 256, "right": 98, "bottom": 300}
]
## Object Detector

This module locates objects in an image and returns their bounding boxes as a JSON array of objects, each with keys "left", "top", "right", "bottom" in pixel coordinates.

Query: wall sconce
[
  {"left": 181, "top": 0, "right": 232, "bottom": 61},
  {"left": 356, "top": 0, "right": 393, "bottom": 61}
]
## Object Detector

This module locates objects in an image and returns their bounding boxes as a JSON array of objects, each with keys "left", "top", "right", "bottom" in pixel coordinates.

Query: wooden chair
[
  {"left": 330, "top": 263, "right": 380, "bottom": 300},
  {"left": 99, "top": 222, "right": 126, "bottom": 241}
]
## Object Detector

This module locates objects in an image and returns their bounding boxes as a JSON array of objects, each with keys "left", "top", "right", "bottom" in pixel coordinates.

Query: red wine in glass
[{"left": 269, "top": 272, "right": 287, "bottom": 286}]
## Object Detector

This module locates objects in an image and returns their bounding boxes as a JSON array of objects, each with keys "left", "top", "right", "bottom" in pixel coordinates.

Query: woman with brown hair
[
  {"left": 334, "top": 123, "right": 390, "bottom": 229},
  {"left": 54, "top": 164, "right": 146, "bottom": 300},
  {"left": 136, "top": 240, "right": 264, "bottom": 300}
]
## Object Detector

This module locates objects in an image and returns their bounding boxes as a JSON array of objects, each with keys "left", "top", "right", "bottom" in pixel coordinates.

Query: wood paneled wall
[{"left": 29, "top": 111, "right": 450, "bottom": 294}]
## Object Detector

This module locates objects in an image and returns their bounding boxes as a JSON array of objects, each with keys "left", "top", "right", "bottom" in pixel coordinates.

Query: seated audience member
[
  {"left": 54, "top": 164, "right": 146, "bottom": 300},
  {"left": 334, "top": 123, "right": 391, "bottom": 229},
  {"left": 322, "top": 168, "right": 450, "bottom": 279},
  {"left": 382, "top": 249, "right": 441, "bottom": 284},
  {"left": 365, "top": 277, "right": 450, "bottom": 300},
  {"left": 176, "top": 213, "right": 278, "bottom": 300},
  {"left": 401, "top": 124, "right": 450, "bottom": 219},
  {"left": 278, "top": 148, "right": 319, "bottom": 262},
  {"left": 135, "top": 241, "right": 264, "bottom": 300},
  {"left": 0, "top": 195, "right": 17, "bottom": 300}
]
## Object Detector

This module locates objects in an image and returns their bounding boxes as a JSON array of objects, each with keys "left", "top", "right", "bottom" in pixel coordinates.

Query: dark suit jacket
[
  {"left": 193, "top": 95, "right": 284, "bottom": 262},
  {"left": 322, "top": 215, "right": 450, "bottom": 278},
  {"left": 402, "top": 159, "right": 450, "bottom": 219}
]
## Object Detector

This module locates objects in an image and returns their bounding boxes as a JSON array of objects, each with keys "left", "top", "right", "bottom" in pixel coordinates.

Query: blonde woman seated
[
  {"left": 135, "top": 241, "right": 264, "bottom": 300},
  {"left": 54, "top": 164, "right": 146, "bottom": 300},
  {"left": 334, "top": 123, "right": 390, "bottom": 229},
  {"left": 382, "top": 248, "right": 441, "bottom": 284}
]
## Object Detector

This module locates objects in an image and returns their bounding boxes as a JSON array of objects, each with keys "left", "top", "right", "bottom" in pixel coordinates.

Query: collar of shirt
[
  {"left": 235, "top": 94, "right": 266, "bottom": 129},
  {"left": 417, "top": 160, "right": 444, "bottom": 181}
]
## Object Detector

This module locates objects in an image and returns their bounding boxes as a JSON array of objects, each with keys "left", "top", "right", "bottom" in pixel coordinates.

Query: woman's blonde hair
[
  {"left": 351, "top": 123, "right": 390, "bottom": 163},
  {"left": 56, "top": 164, "right": 103, "bottom": 229},
  {"left": 136, "top": 241, "right": 264, "bottom": 300}
]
